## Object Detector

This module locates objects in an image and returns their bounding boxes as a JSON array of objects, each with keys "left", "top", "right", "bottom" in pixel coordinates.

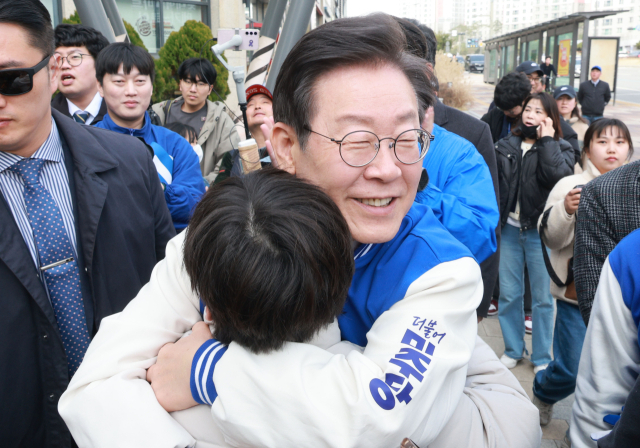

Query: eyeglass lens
[
  {"left": 0, "top": 70, "right": 33, "bottom": 96},
  {"left": 60, "top": 54, "right": 84, "bottom": 67},
  {"left": 339, "top": 129, "right": 429, "bottom": 166}
]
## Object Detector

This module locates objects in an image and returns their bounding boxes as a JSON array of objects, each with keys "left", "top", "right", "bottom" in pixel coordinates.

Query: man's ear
[
  {"left": 271, "top": 122, "right": 298, "bottom": 175},
  {"left": 96, "top": 79, "right": 104, "bottom": 98},
  {"left": 48, "top": 55, "right": 59, "bottom": 95}
]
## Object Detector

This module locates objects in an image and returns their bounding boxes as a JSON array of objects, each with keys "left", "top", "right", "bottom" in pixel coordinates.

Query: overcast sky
[{"left": 345, "top": 0, "right": 402, "bottom": 17}]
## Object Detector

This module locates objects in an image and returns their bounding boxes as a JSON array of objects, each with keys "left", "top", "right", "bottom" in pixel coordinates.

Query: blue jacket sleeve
[
  {"left": 415, "top": 137, "right": 498, "bottom": 263},
  {"left": 164, "top": 135, "right": 206, "bottom": 230}
]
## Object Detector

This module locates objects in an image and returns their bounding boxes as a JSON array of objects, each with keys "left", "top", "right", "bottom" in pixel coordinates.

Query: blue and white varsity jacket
[
  {"left": 571, "top": 228, "right": 640, "bottom": 448},
  {"left": 96, "top": 113, "right": 205, "bottom": 231},
  {"left": 60, "top": 203, "right": 484, "bottom": 447},
  {"left": 415, "top": 124, "right": 499, "bottom": 264}
]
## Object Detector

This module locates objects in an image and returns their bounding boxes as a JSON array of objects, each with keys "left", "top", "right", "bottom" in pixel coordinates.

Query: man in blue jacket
[{"left": 94, "top": 43, "right": 205, "bottom": 231}]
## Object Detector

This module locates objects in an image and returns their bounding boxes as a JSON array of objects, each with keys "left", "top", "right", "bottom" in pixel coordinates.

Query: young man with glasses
[
  {"left": 152, "top": 58, "right": 239, "bottom": 185},
  {"left": 51, "top": 24, "right": 109, "bottom": 125},
  {"left": 0, "top": 1, "right": 175, "bottom": 446}
]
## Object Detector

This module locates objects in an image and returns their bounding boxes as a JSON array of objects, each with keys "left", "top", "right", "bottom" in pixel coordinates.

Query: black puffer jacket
[{"left": 495, "top": 134, "right": 574, "bottom": 230}]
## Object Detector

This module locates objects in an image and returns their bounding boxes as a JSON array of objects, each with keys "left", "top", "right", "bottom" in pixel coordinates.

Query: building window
[
  {"left": 604, "top": 28, "right": 612, "bottom": 34},
  {"left": 604, "top": 18, "right": 612, "bottom": 24},
  {"left": 618, "top": 27, "right": 623, "bottom": 32},
  {"left": 605, "top": 0, "right": 612, "bottom": 5},
  {"left": 116, "top": 0, "right": 210, "bottom": 54},
  {"left": 40, "top": 0, "right": 62, "bottom": 25}
]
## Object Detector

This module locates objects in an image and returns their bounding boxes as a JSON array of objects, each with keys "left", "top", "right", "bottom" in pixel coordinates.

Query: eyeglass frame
[
  {"left": 304, "top": 126, "right": 434, "bottom": 167},
  {"left": 527, "top": 74, "right": 542, "bottom": 83},
  {"left": 56, "top": 52, "right": 92, "bottom": 67},
  {"left": 180, "top": 78, "right": 212, "bottom": 89},
  {"left": 0, "top": 55, "right": 51, "bottom": 97}
]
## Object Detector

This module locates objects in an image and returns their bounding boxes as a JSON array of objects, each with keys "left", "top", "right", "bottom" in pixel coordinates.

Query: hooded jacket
[
  {"left": 495, "top": 133, "right": 574, "bottom": 230},
  {"left": 152, "top": 97, "right": 240, "bottom": 185},
  {"left": 95, "top": 113, "right": 205, "bottom": 231}
]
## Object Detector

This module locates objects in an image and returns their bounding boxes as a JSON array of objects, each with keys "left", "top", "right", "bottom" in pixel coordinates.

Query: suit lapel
[{"left": 0, "top": 194, "right": 57, "bottom": 327}]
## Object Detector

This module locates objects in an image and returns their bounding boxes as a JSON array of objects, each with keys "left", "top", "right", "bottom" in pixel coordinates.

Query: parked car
[
  {"left": 465, "top": 54, "right": 485, "bottom": 73},
  {"left": 630, "top": 50, "right": 640, "bottom": 58},
  {"left": 456, "top": 56, "right": 464, "bottom": 65}
]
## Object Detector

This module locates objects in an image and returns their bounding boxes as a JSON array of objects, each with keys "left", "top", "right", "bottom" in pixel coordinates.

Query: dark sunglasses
[{"left": 0, "top": 55, "right": 51, "bottom": 96}]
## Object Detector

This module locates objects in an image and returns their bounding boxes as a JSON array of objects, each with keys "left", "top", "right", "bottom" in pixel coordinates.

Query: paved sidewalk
[
  {"left": 479, "top": 317, "right": 573, "bottom": 448},
  {"left": 464, "top": 72, "right": 640, "bottom": 162}
]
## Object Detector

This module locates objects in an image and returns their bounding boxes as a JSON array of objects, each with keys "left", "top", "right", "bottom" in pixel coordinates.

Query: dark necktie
[
  {"left": 10, "top": 158, "right": 91, "bottom": 375},
  {"left": 73, "top": 111, "right": 90, "bottom": 124}
]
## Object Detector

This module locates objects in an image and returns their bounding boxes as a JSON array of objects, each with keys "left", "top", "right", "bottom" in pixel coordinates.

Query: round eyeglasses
[
  {"left": 305, "top": 127, "right": 434, "bottom": 167},
  {"left": 56, "top": 53, "right": 91, "bottom": 67}
]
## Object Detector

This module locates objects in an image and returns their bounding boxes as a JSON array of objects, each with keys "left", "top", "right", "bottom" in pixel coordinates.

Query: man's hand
[
  {"left": 260, "top": 117, "right": 279, "bottom": 168},
  {"left": 564, "top": 187, "right": 582, "bottom": 215},
  {"left": 147, "top": 322, "right": 213, "bottom": 412}
]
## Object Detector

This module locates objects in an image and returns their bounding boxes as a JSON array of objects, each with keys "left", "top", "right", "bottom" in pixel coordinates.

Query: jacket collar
[
  {"left": 52, "top": 109, "right": 118, "bottom": 174},
  {"left": 100, "top": 111, "right": 154, "bottom": 142},
  {"left": 433, "top": 101, "right": 448, "bottom": 126},
  {"left": 584, "top": 159, "right": 602, "bottom": 179}
]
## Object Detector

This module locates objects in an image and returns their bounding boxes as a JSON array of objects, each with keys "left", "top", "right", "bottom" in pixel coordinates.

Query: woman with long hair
[
  {"left": 532, "top": 119, "right": 633, "bottom": 429},
  {"left": 495, "top": 92, "right": 575, "bottom": 373}
]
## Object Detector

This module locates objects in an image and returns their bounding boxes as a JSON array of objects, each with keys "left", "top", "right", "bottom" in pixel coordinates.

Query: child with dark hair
[
  {"left": 61, "top": 168, "right": 356, "bottom": 446},
  {"left": 95, "top": 43, "right": 205, "bottom": 231},
  {"left": 153, "top": 58, "right": 240, "bottom": 185},
  {"left": 52, "top": 24, "right": 110, "bottom": 124}
]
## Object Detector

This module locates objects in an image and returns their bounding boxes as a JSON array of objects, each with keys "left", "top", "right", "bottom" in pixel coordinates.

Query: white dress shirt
[{"left": 67, "top": 91, "right": 103, "bottom": 125}]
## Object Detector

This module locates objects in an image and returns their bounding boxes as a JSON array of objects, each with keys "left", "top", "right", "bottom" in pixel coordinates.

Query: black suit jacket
[
  {"left": 0, "top": 110, "right": 175, "bottom": 447},
  {"left": 51, "top": 92, "right": 108, "bottom": 125},
  {"left": 574, "top": 160, "right": 640, "bottom": 325},
  {"left": 434, "top": 101, "right": 500, "bottom": 317}
]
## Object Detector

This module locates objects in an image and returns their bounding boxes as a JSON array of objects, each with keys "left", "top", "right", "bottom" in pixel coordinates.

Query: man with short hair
[
  {"left": 482, "top": 72, "right": 532, "bottom": 143},
  {"left": 0, "top": 1, "right": 175, "bottom": 445},
  {"left": 60, "top": 13, "right": 540, "bottom": 448},
  {"left": 51, "top": 24, "right": 109, "bottom": 125},
  {"left": 540, "top": 56, "right": 557, "bottom": 93},
  {"left": 95, "top": 44, "right": 205, "bottom": 231},
  {"left": 152, "top": 58, "right": 239, "bottom": 184},
  {"left": 578, "top": 65, "right": 611, "bottom": 124}
]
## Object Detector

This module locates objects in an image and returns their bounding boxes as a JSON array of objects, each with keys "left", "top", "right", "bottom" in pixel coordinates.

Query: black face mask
[{"left": 519, "top": 123, "right": 538, "bottom": 139}]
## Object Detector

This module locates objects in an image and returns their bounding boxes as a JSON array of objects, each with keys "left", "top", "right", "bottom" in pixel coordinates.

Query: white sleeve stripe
[
  {"left": 194, "top": 342, "right": 221, "bottom": 404},
  {"left": 201, "top": 343, "right": 226, "bottom": 405}
]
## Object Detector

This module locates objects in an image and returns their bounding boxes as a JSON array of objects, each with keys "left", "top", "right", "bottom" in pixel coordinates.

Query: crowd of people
[{"left": 1, "top": 1, "right": 639, "bottom": 447}]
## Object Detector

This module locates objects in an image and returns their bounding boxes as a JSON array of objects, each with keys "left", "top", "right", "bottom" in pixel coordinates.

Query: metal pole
[
  {"left": 100, "top": 0, "right": 129, "bottom": 42},
  {"left": 73, "top": 0, "right": 116, "bottom": 43},
  {"left": 581, "top": 18, "right": 590, "bottom": 84},
  {"left": 261, "top": 0, "right": 288, "bottom": 40},
  {"left": 265, "top": 0, "right": 315, "bottom": 93},
  {"left": 246, "top": 0, "right": 288, "bottom": 86}
]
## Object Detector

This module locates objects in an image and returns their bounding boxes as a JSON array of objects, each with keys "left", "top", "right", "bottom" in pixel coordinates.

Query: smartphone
[
  {"left": 217, "top": 28, "right": 260, "bottom": 51},
  {"left": 573, "top": 184, "right": 585, "bottom": 190}
]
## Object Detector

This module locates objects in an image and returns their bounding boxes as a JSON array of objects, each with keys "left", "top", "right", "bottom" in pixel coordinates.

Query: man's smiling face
[{"left": 288, "top": 64, "right": 423, "bottom": 245}]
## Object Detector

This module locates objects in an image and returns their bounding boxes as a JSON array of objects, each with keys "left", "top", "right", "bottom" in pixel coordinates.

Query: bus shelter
[{"left": 484, "top": 11, "right": 624, "bottom": 88}]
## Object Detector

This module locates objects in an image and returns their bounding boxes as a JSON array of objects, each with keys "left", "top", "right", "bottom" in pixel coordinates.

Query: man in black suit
[
  {"left": 0, "top": 2, "right": 175, "bottom": 446},
  {"left": 51, "top": 24, "right": 109, "bottom": 125},
  {"left": 402, "top": 18, "right": 500, "bottom": 318}
]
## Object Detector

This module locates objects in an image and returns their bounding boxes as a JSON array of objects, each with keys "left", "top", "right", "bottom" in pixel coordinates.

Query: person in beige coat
[
  {"left": 533, "top": 118, "right": 633, "bottom": 445},
  {"left": 152, "top": 58, "right": 240, "bottom": 185}
]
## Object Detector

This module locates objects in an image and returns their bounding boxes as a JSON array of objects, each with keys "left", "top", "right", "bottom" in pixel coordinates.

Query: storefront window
[
  {"left": 162, "top": 2, "right": 207, "bottom": 42},
  {"left": 116, "top": 0, "right": 209, "bottom": 54}
]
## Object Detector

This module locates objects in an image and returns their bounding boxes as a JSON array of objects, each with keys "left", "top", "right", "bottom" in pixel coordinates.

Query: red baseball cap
[{"left": 245, "top": 84, "right": 273, "bottom": 101}]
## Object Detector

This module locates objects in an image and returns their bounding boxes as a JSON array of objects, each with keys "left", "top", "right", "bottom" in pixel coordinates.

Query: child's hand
[{"left": 147, "top": 322, "right": 213, "bottom": 412}]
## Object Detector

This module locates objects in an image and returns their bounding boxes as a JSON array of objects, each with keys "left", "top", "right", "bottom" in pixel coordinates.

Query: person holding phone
[
  {"left": 494, "top": 92, "right": 575, "bottom": 374},
  {"left": 532, "top": 118, "right": 632, "bottom": 442}
]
